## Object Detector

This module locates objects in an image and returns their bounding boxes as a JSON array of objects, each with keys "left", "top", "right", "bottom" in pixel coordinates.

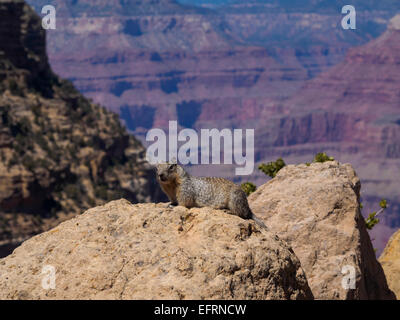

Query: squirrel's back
[
  {"left": 186, "top": 176, "right": 252, "bottom": 218},
  {"left": 156, "top": 163, "right": 256, "bottom": 220}
]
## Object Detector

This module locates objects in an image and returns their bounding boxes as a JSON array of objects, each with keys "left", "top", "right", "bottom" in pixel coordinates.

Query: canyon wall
[{"left": 0, "top": 0, "right": 164, "bottom": 257}]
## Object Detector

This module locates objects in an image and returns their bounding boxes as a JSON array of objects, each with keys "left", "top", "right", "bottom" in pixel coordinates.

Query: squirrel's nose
[{"left": 159, "top": 174, "right": 166, "bottom": 181}]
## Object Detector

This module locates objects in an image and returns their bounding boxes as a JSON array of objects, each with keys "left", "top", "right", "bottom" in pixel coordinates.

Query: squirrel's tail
[{"left": 251, "top": 213, "right": 269, "bottom": 231}]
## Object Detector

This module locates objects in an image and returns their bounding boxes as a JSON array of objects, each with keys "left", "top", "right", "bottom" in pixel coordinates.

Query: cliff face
[
  {"left": 0, "top": 0, "right": 54, "bottom": 97},
  {"left": 0, "top": 0, "right": 164, "bottom": 255}
]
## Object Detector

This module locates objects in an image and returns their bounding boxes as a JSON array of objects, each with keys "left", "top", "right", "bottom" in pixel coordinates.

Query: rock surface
[
  {"left": 0, "top": 199, "right": 313, "bottom": 300},
  {"left": 379, "top": 229, "right": 400, "bottom": 299},
  {"left": 249, "top": 161, "right": 396, "bottom": 300}
]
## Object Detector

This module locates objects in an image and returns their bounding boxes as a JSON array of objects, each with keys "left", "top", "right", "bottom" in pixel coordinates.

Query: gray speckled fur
[{"left": 155, "top": 164, "right": 267, "bottom": 229}]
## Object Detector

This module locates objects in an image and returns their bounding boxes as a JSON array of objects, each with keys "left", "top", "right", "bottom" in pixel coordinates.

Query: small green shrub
[
  {"left": 379, "top": 199, "right": 387, "bottom": 209},
  {"left": 241, "top": 182, "right": 257, "bottom": 196},
  {"left": 365, "top": 199, "right": 387, "bottom": 230},
  {"left": 259, "top": 158, "right": 286, "bottom": 178},
  {"left": 313, "top": 152, "right": 334, "bottom": 163},
  {"left": 365, "top": 212, "right": 379, "bottom": 230}
]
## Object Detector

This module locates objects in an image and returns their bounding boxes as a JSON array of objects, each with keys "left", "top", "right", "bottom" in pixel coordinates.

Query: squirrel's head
[{"left": 155, "top": 162, "right": 185, "bottom": 184}]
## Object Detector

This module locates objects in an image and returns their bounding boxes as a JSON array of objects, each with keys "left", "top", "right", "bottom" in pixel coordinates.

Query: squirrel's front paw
[{"left": 167, "top": 202, "right": 178, "bottom": 208}]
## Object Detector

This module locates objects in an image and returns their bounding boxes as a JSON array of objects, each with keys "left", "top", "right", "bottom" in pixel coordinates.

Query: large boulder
[
  {"left": 249, "top": 161, "right": 395, "bottom": 300},
  {"left": 0, "top": 199, "right": 313, "bottom": 300},
  {"left": 379, "top": 229, "right": 400, "bottom": 299}
]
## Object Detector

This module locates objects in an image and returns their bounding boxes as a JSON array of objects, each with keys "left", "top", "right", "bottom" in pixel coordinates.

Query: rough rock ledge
[{"left": 0, "top": 200, "right": 313, "bottom": 300}]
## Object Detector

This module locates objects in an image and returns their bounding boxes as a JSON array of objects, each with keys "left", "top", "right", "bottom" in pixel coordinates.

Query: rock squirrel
[{"left": 155, "top": 163, "right": 267, "bottom": 230}]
